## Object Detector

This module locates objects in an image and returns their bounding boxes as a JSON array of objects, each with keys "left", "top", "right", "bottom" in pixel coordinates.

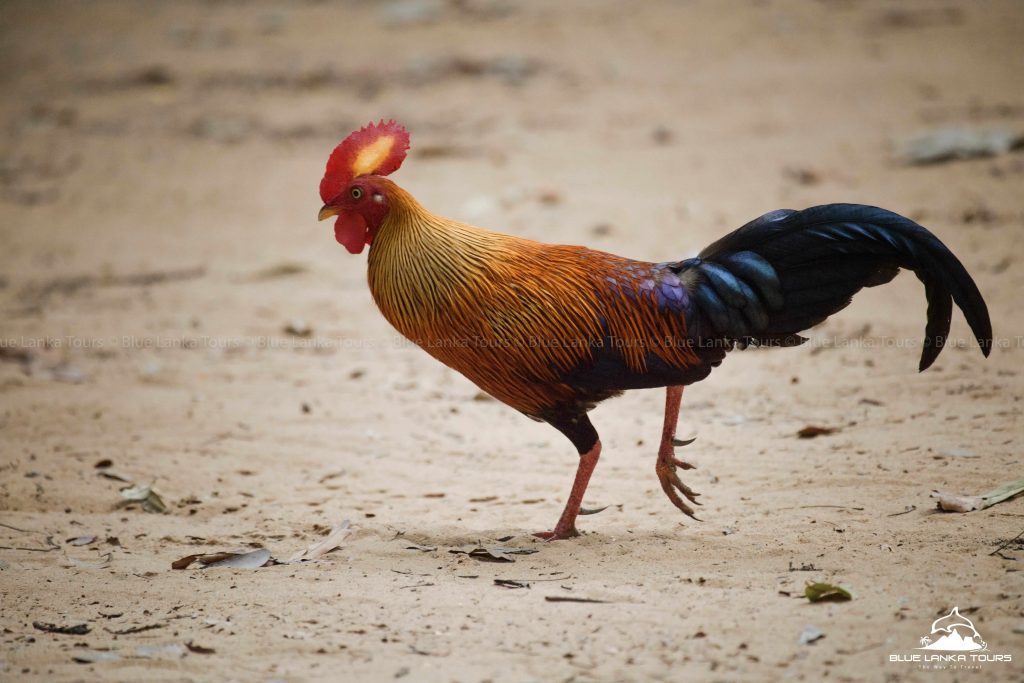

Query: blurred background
[{"left": 2, "top": 1, "right": 1022, "bottom": 681}]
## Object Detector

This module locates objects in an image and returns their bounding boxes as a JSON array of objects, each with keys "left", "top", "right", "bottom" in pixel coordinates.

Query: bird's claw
[
  {"left": 656, "top": 455, "right": 702, "bottom": 520},
  {"left": 533, "top": 527, "right": 579, "bottom": 542},
  {"left": 672, "top": 436, "right": 697, "bottom": 448}
]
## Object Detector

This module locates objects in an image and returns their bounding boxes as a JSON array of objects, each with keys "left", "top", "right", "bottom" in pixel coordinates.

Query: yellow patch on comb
[
  {"left": 352, "top": 136, "right": 396, "bottom": 178},
  {"left": 320, "top": 120, "right": 410, "bottom": 203}
]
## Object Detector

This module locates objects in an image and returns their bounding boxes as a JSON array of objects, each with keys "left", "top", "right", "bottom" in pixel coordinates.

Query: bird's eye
[{"left": 350, "top": 187, "right": 363, "bottom": 199}]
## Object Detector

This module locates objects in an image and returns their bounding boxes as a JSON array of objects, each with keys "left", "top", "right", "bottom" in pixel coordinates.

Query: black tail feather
[{"left": 680, "top": 204, "right": 992, "bottom": 370}]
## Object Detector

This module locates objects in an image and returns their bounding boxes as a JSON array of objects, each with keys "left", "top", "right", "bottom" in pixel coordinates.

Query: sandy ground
[{"left": 2, "top": 1, "right": 1023, "bottom": 681}]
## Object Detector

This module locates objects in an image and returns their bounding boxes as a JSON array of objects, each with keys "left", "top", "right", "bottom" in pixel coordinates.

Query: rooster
[{"left": 317, "top": 121, "right": 992, "bottom": 540}]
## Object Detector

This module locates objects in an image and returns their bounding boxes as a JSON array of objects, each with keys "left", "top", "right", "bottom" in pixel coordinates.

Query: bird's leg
[
  {"left": 534, "top": 440, "right": 602, "bottom": 541},
  {"left": 655, "top": 385, "right": 701, "bottom": 519}
]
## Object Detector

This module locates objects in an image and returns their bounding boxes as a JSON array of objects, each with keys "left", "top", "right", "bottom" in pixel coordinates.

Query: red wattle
[{"left": 334, "top": 213, "right": 368, "bottom": 254}]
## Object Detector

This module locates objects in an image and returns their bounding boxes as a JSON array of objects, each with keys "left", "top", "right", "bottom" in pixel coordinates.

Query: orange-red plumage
[{"left": 365, "top": 182, "right": 700, "bottom": 417}]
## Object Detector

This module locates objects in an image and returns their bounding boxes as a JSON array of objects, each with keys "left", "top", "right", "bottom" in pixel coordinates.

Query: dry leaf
[
  {"left": 797, "top": 425, "right": 838, "bottom": 439},
  {"left": 63, "top": 552, "right": 112, "bottom": 569},
  {"left": 118, "top": 485, "right": 167, "bottom": 514},
  {"left": 97, "top": 470, "right": 133, "bottom": 482},
  {"left": 203, "top": 548, "right": 271, "bottom": 569},
  {"left": 66, "top": 535, "right": 97, "bottom": 546},
  {"left": 287, "top": 520, "right": 351, "bottom": 562},
  {"left": 450, "top": 546, "right": 538, "bottom": 563},
  {"left": 932, "top": 478, "right": 1024, "bottom": 513},
  {"left": 799, "top": 625, "right": 825, "bottom": 645},
  {"left": 33, "top": 621, "right": 90, "bottom": 635},
  {"left": 404, "top": 543, "right": 438, "bottom": 552},
  {"left": 805, "top": 582, "right": 852, "bottom": 602},
  {"left": 72, "top": 650, "right": 120, "bottom": 663},
  {"left": 185, "top": 640, "right": 216, "bottom": 655},
  {"left": 172, "top": 548, "right": 271, "bottom": 570}
]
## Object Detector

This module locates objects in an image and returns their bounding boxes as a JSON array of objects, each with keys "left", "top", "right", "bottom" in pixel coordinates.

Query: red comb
[{"left": 319, "top": 120, "right": 410, "bottom": 203}]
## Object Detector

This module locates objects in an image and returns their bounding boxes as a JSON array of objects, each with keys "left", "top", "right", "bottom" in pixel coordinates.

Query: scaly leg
[
  {"left": 655, "top": 386, "right": 701, "bottom": 519},
  {"left": 534, "top": 440, "right": 602, "bottom": 541}
]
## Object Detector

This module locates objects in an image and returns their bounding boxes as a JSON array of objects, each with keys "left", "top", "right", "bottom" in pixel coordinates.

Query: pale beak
[{"left": 318, "top": 205, "right": 338, "bottom": 222}]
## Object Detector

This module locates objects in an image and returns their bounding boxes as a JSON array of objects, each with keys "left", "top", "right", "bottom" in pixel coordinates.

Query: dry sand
[{"left": 2, "top": 1, "right": 1023, "bottom": 681}]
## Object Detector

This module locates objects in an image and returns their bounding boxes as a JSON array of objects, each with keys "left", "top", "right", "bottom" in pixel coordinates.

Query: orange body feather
[{"left": 367, "top": 182, "right": 700, "bottom": 417}]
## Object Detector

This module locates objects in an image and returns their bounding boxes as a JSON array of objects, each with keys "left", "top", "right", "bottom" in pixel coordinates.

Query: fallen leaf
[
  {"left": 468, "top": 547, "right": 515, "bottom": 562},
  {"left": 185, "top": 640, "right": 216, "bottom": 655},
  {"left": 797, "top": 425, "right": 838, "bottom": 439},
  {"left": 33, "top": 621, "right": 90, "bottom": 635},
  {"left": 172, "top": 548, "right": 272, "bottom": 570},
  {"left": 108, "top": 623, "right": 164, "bottom": 635},
  {"left": 899, "top": 126, "right": 1023, "bottom": 165},
  {"left": 63, "top": 551, "right": 112, "bottom": 569},
  {"left": 97, "top": 470, "right": 133, "bottom": 482},
  {"left": 204, "top": 548, "right": 272, "bottom": 569},
  {"left": 283, "top": 319, "right": 312, "bottom": 338},
  {"left": 66, "top": 535, "right": 97, "bottom": 546},
  {"left": 118, "top": 485, "right": 167, "bottom": 513},
  {"left": 805, "top": 582, "right": 853, "bottom": 603},
  {"left": 72, "top": 650, "right": 120, "bottom": 664},
  {"left": 287, "top": 520, "right": 351, "bottom": 562},
  {"left": 404, "top": 543, "right": 437, "bottom": 552},
  {"left": 932, "top": 478, "right": 1024, "bottom": 512},
  {"left": 799, "top": 625, "right": 825, "bottom": 645},
  {"left": 450, "top": 546, "right": 538, "bottom": 563},
  {"left": 172, "top": 554, "right": 205, "bottom": 570}
]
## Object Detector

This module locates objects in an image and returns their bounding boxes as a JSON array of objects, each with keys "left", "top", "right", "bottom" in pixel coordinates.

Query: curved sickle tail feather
[{"left": 678, "top": 204, "right": 992, "bottom": 371}]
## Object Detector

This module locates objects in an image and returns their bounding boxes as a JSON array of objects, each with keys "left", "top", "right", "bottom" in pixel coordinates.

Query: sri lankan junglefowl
[{"left": 317, "top": 120, "right": 991, "bottom": 540}]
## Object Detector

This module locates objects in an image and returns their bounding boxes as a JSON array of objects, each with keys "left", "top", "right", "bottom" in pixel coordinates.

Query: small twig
[
  {"left": 989, "top": 529, "right": 1024, "bottom": 557},
  {"left": 33, "top": 621, "right": 90, "bottom": 635},
  {"left": 0, "top": 545, "right": 59, "bottom": 552},
  {"left": 0, "top": 522, "right": 40, "bottom": 534},
  {"left": 399, "top": 582, "right": 435, "bottom": 590},
  {"left": 887, "top": 505, "right": 917, "bottom": 517},
  {"left": 544, "top": 596, "right": 609, "bottom": 604},
  {"left": 106, "top": 623, "right": 165, "bottom": 635}
]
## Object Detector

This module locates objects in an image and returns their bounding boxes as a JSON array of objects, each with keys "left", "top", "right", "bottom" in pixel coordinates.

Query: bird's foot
[
  {"left": 532, "top": 528, "right": 581, "bottom": 540},
  {"left": 533, "top": 524, "right": 579, "bottom": 542},
  {"left": 656, "top": 443, "right": 701, "bottom": 520}
]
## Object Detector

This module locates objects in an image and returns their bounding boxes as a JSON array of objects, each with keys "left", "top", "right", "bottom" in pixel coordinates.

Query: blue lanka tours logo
[{"left": 889, "top": 607, "right": 1012, "bottom": 667}]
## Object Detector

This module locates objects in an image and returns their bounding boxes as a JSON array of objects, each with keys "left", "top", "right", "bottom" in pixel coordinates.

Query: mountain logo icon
[{"left": 916, "top": 607, "right": 987, "bottom": 652}]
